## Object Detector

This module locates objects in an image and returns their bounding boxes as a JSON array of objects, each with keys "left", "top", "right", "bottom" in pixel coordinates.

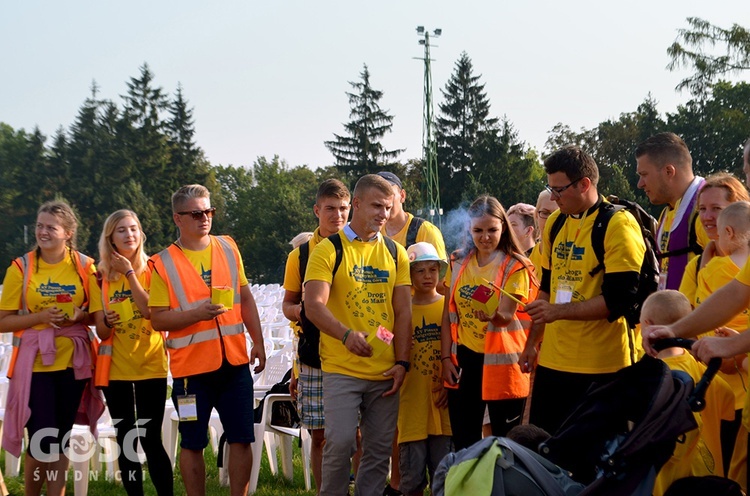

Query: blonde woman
[
  {"left": 0, "top": 201, "right": 101, "bottom": 496},
  {"left": 90, "top": 210, "right": 172, "bottom": 496}
]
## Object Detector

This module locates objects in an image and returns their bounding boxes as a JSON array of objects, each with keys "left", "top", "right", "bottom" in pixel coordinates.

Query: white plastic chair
[
  {"left": 248, "top": 394, "right": 311, "bottom": 494},
  {"left": 166, "top": 408, "right": 224, "bottom": 469}
]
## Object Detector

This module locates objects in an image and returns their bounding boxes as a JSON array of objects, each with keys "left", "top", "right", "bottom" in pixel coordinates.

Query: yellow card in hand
[
  {"left": 470, "top": 285, "right": 499, "bottom": 315},
  {"left": 211, "top": 286, "right": 234, "bottom": 310},
  {"left": 55, "top": 294, "right": 75, "bottom": 320},
  {"left": 110, "top": 298, "right": 134, "bottom": 323}
]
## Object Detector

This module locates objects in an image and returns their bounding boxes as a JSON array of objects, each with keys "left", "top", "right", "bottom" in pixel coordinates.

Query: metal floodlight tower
[{"left": 415, "top": 26, "right": 442, "bottom": 228}]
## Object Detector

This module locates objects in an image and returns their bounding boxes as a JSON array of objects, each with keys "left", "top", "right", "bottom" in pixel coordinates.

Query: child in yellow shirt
[
  {"left": 397, "top": 242, "right": 452, "bottom": 496},
  {"left": 642, "top": 290, "right": 735, "bottom": 496}
]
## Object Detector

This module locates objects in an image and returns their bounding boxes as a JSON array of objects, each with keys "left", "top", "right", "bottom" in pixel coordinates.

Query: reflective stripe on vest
[
  {"left": 484, "top": 351, "right": 522, "bottom": 366},
  {"left": 98, "top": 345, "right": 112, "bottom": 356}
]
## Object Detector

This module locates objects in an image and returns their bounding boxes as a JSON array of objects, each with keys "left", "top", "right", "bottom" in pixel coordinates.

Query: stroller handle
[{"left": 651, "top": 337, "right": 722, "bottom": 412}]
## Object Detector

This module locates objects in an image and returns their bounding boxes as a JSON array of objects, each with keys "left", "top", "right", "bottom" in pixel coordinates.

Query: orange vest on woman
[
  {"left": 7, "top": 249, "right": 95, "bottom": 378},
  {"left": 148, "top": 235, "right": 248, "bottom": 378},
  {"left": 447, "top": 250, "right": 537, "bottom": 400}
]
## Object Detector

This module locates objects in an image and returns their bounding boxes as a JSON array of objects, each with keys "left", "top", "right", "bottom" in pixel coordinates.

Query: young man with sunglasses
[
  {"left": 149, "top": 184, "right": 266, "bottom": 496},
  {"left": 519, "top": 146, "right": 646, "bottom": 436}
]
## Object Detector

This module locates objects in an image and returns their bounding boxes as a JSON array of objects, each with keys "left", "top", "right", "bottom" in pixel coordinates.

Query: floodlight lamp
[
  {"left": 419, "top": 40, "right": 425, "bottom": 45},
  {"left": 417, "top": 26, "right": 425, "bottom": 34},
  {"left": 434, "top": 28, "right": 442, "bottom": 36}
]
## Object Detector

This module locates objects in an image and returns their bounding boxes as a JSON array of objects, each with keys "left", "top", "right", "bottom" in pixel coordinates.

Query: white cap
[{"left": 406, "top": 242, "right": 448, "bottom": 279}]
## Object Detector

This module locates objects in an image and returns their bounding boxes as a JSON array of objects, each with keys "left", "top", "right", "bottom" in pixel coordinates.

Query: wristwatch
[{"left": 395, "top": 360, "right": 411, "bottom": 372}]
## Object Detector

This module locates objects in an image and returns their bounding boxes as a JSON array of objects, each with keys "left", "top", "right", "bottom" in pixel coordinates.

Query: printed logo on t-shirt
[
  {"left": 413, "top": 317, "right": 442, "bottom": 377},
  {"left": 554, "top": 241, "right": 584, "bottom": 261},
  {"left": 200, "top": 264, "right": 211, "bottom": 287},
  {"left": 458, "top": 284, "right": 477, "bottom": 301},
  {"left": 37, "top": 279, "right": 77, "bottom": 297},
  {"left": 110, "top": 285, "right": 131, "bottom": 303},
  {"left": 349, "top": 264, "right": 390, "bottom": 283}
]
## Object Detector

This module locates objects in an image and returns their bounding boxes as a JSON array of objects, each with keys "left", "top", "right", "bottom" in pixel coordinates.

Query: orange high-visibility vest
[
  {"left": 149, "top": 235, "right": 248, "bottom": 378},
  {"left": 7, "top": 249, "right": 95, "bottom": 379},
  {"left": 93, "top": 270, "right": 153, "bottom": 388},
  {"left": 446, "top": 250, "right": 537, "bottom": 400}
]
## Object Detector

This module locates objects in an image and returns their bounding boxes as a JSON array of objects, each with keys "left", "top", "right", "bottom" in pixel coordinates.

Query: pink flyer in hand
[{"left": 376, "top": 325, "right": 394, "bottom": 345}]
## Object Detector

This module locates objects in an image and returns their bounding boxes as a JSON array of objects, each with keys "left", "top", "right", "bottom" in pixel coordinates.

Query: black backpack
[
  {"left": 253, "top": 368, "right": 300, "bottom": 427},
  {"left": 297, "top": 232, "right": 399, "bottom": 368},
  {"left": 549, "top": 196, "right": 659, "bottom": 329}
]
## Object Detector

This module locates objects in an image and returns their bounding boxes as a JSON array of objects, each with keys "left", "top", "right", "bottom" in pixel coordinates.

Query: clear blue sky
[{"left": 1, "top": 1, "right": 746, "bottom": 170}]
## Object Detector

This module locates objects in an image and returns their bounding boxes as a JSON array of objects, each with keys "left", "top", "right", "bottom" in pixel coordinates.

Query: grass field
[{"left": 1, "top": 443, "right": 317, "bottom": 496}]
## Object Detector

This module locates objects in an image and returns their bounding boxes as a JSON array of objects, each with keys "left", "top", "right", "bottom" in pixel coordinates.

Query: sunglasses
[{"left": 177, "top": 207, "right": 216, "bottom": 220}]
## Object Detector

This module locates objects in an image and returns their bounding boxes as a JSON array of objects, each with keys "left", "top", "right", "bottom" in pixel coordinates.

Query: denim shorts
[{"left": 172, "top": 361, "right": 255, "bottom": 450}]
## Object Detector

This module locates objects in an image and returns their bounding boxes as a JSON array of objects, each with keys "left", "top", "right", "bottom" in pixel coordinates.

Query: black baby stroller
[{"left": 433, "top": 338, "right": 723, "bottom": 496}]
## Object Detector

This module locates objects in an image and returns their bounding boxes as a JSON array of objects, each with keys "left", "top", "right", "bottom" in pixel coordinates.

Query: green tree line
[{"left": 2, "top": 18, "right": 749, "bottom": 281}]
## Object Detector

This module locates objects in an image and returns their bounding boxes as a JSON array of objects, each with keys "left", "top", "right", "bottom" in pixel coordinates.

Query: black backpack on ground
[
  {"left": 548, "top": 195, "right": 659, "bottom": 328},
  {"left": 296, "top": 232, "right": 399, "bottom": 368},
  {"left": 253, "top": 368, "right": 300, "bottom": 428}
]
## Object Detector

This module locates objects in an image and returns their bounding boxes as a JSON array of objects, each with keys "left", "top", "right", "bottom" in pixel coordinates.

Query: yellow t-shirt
[
  {"left": 529, "top": 242, "right": 544, "bottom": 279},
  {"left": 695, "top": 255, "right": 749, "bottom": 410},
  {"left": 89, "top": 272, "right": 168, "bottom": 381},
  {"left": 446, "top": 254, "right": 529, "bottom": 354},
  {"left": 0, "top": 253, "right": 95, "bottom": 371},
  {"left": 149, "top": 239, "right": 249, "bottom": 308},
  {"left": 678, "top": 255, "right": 701, "bottom": 306},
  {"left": 384, "top": 213, "right": 447, "bottom": 260},
  {"left": 653, "top": 352, "right": 732, "bottom": 496},
  {"left": 283, "top": 229, "right": 326, "bottom": 337},
  {"left": 304, "top": 233, "right": 411, "bottom": 381},
  {"left": 658, "top": 202, "right": 709, "bottom": 276},
  {"left": 539, "top": 205, "right": 645, "bottom": 373},
  {"left": 283, "top": 228, "right": 326, "bottom": 295},
  {"left": 398, "top": 297, "right": 452, "bottom": 443},
  {"left": 735, "top": 257, "right": 750, "bottom": 287}
]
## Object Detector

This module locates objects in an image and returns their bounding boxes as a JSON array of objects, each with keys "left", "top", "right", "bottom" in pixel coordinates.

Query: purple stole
[{"left": 659, "top": 178, "right": 705, "bottom": 290}]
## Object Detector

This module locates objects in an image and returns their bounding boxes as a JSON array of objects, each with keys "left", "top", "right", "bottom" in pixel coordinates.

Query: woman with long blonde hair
[{"left": 90, "top": 209, "right": 172, "bottom": 496}]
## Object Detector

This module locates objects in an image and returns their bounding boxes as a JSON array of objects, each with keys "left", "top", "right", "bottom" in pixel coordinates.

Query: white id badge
[
  {"left": 177, "top": 395, "right": 198, "bottom": 422},
  {"left": 658, "top": 272, "right": 667, "bottom": 291},
  {"left": 556, "top": 280, "right": 574, "bottom": 304}
]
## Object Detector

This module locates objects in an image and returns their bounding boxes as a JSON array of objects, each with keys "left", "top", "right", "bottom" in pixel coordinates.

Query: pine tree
[
  {"left": 166, "top": 83, "right": 201, "bottom": 174},
  {"left": 325, "top": 65, "right": 403, "bottom": 181},
  {"left": 436, "top": 52, "right": 499, "bottom": 209}
]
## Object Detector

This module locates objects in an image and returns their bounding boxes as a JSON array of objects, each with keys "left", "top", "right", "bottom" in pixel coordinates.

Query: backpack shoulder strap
[
  {"left": 547, "top": 213, "right": 568, "bottom": 266},
  {"left": 406, "top": 216, "right": 426, "bottom": 248},
  {"left": 298, "top": 241, "right": 310, "bottom": 282},
  {"left": 589, "top": 202, "right": 619, "bottom": 277},
  {"left": 328, "top": 232, "right": 345, "bottom": 278},
  {"left": 383, "top": 236, "right": 399, "bottom": 268}
]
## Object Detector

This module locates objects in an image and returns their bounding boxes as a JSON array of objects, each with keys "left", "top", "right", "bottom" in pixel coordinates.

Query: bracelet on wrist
[
  {"left": 441, "top": 357, "right": 452, "bottom": 362},
  {"left": 104, "top": 316, "right": 114, "bottom": 329},
  {"left": 125, "top": 269, "right": 135, "bottom": 278},
  {"left": 342, "top": 329, "right": 352, "bottom": 345}
]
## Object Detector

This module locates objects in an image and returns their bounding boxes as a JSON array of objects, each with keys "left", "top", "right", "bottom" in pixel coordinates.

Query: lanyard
[{"left": 563, "top": 210, "right": 589, "bottom": 278}]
